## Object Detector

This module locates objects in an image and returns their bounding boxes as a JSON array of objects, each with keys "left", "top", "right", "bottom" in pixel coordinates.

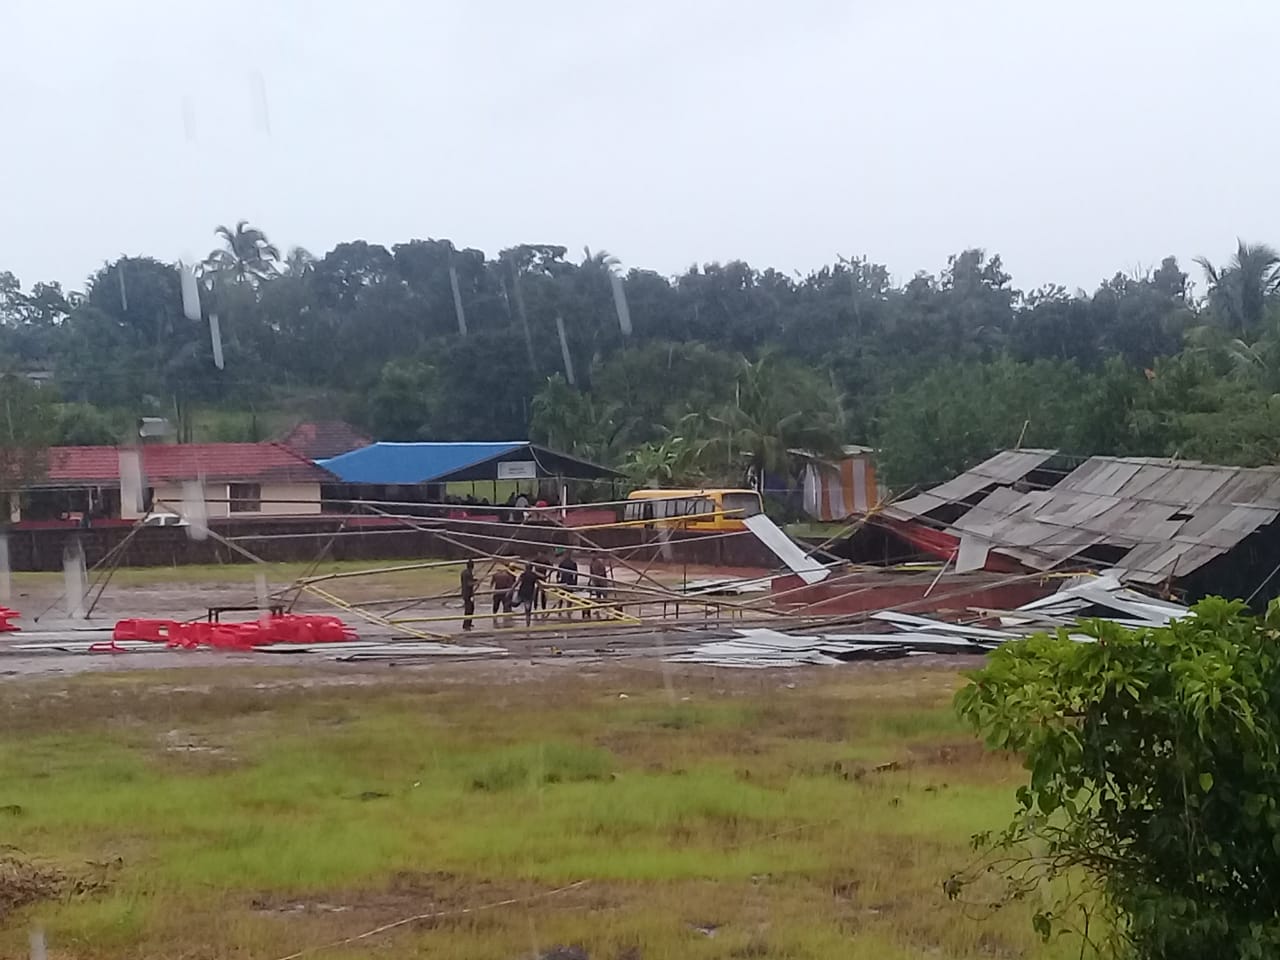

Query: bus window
[
  {"left": 722, "top": 493, "right": 762, "bottom": 518},
  {"left": 623, "top": 491, "right": 753, "bottom": 530}
]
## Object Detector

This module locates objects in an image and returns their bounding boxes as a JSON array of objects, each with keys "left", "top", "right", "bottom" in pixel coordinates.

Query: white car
[{"left": 142, "top": 512, "right": 189, "bottom": 527}]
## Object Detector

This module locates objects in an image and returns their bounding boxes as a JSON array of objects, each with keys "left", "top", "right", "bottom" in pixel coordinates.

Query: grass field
[
  {"left": 14, "top": 559, "right": 465, "bottom": 591},
  {"left": 0, "top": 664, "right": 1078, "bottom": 959}
]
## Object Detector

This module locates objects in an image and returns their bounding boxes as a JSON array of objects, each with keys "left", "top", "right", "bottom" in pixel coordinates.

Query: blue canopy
[{"left": 317, "top": 442, "right": 620, "bottom": 484}]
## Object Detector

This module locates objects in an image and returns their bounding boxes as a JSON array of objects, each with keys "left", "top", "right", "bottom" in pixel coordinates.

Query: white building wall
[
  {"left": 121, "top": 481, "right": 322, "bottom": 520},
  {"left": 259, "top": 482, "right": 322, "bottom": 515}
]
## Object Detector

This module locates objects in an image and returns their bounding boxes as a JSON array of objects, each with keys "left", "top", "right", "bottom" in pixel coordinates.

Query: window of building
[{"left": 229, "top": 482, "right": 262, "bottom": 513}]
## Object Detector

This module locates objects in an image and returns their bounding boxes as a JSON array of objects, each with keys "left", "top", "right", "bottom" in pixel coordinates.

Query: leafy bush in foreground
[{"left": 954, "top": 598, "right": 1280, "bottom": 959}]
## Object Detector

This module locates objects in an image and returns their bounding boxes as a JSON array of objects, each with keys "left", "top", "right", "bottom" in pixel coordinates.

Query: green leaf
[
  {"left": 1031, "top": 910, "right": 1053, "bottom": 942},
  {"left": 1037, "top": 788, "right": 1059, "bottom": 815},
  {"left": 1199, "top": 772, "right": 1214, "bottom": 793}
]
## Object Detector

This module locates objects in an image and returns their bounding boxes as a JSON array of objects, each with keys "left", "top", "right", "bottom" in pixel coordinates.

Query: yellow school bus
[{"left": 623, "top": 488, "right": 763, "bottom": 531}]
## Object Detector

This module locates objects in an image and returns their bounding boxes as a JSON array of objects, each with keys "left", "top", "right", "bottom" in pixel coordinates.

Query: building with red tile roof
[
  {"left": 277, "top": 421, "right": 371, "bottom": 461},
  {"left": 18, "top": 442, "right": 335, "bottom": 524}
]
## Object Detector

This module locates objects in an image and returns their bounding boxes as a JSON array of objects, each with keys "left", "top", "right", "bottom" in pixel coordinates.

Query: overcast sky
[{"left": 1, "top": 0, "right": 1275, "bottom": 295}]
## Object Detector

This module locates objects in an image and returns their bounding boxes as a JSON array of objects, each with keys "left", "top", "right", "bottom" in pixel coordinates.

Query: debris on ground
[
  {"left": 0, "top": 854, "right": 115, "bottom": 917},
  {"left": 665, "top": 575, "right": 1188, "bottom": 668},
  {"left": 0, "top": 856, "right": 63, "bottom": 915},
  {"left": 537, "top": 948, "right": 589, "bottom": 960},
  {"left": 0, "top": 571, "right": 1190, "bottom": 674}
]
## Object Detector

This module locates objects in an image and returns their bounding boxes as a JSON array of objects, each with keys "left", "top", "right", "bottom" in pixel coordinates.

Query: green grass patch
[
  {"left": 467, "top": 742, "right": 614, "bottom": 791},
  {"left": 0, "top": 667, "right": 1072, "bottom": 959}
]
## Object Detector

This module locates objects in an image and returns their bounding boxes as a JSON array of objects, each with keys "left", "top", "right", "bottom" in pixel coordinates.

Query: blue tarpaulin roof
[
  {"left": 319, "top": 442, "right": 527, "bottom": 484},
  {"left": 317, "top": 442, "right": 621, "bottom": 484}
]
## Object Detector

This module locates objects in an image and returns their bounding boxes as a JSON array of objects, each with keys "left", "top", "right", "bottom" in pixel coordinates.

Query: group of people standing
[{"left": 458, "top": 551, "right": 614, "bottom": 631}]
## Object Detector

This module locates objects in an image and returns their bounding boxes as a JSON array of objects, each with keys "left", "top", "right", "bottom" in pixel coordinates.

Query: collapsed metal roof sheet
[
  {"left": 888, "top": 452, "right": 1280, "bottom": 585},
  {"left": 889, "top": 448, "right": 1058, "bottom": 517}
]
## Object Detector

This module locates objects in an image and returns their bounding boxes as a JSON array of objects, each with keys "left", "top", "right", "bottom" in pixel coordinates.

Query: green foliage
[
  {"left": 535, "top": 348, "right": 844, "bottom": 485},
  {"left": 202, "top": 220, "right": 281, "bottom": 284},
  {"left": 54, "top": 404, "right": 122, "bottom": 445},
  {"left": 691, "top": 352, "right": 845, "bottom": 484},
  {"left": 364, "top": 358, "right": 438, "bottom": 441},
  {"left": 876, "top": 358, "right": 1157, "bottom": 486},
  {"left": 529, "top": 374, "right": 626, "bottom": 462},
  {"left": 9, "top": 225, "right": 1280, "bottom": 485},
  {"left": 954, "top": 599, "right": 1280, "bottom": 958},
  {"left": 0, "top": 375, "right": 57, "bottom": 493},
  {"left": 622, "top": 434, "right": 706, "bottom": 486},
  {"left": 1196, "top": 241, "right": 1280, "bottom": 337}
]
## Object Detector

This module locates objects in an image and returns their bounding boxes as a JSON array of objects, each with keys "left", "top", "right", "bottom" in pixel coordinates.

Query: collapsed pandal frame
[
  {"left": 4, "top": 471, "right": 1085, "bottom": 650},
  {"left": 143, "top": 489, "right": 1083, "bottom": 646},
  {"left": 143, "top": 492, "right": 891, "bottom": 642},
  {"left": 30, "top": 485, "right": 1083, "bottom": 651}
]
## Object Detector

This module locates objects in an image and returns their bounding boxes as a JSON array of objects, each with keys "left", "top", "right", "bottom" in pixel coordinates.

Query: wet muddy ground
[{"left": 0, "top": 564, "right": 983, "bottom": 680}]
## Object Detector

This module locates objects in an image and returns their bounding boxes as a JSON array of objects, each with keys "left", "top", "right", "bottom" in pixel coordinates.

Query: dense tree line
[{"left": 2, "top": 226, "right": 1280, "bottom": 488}]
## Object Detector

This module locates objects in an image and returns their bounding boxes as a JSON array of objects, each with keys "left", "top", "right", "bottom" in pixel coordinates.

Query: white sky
[{"left": 1, "top": 0, "right": 1276, "bottom": 294}]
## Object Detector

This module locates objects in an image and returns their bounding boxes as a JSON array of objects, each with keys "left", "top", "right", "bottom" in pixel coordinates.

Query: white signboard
[{"left": 497, "top": 460, "right": 537, "bottom": 480}]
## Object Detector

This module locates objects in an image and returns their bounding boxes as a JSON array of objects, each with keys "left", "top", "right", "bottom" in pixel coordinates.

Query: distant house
[
  {"left": 791, "top": 446, "right": 884, "bottom": 521},
  {"left": 15, "top": 442, "right": 335, "bottom": 524},
  {"left": 278, "top": 421, "right": 371, "bottom": 461}
]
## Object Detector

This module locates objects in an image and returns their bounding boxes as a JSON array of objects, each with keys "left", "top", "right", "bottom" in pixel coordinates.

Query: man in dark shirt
[
  {"left": 516, "top": 562, "right": 542, "bottom": 627},
  {"left": 555, "top": 551, "right": 579, "bottom": 618},
  {"left": 459, "top": 559, "right": 477, "bottom": 631},
  {"left": 491, "top": 566, "right": 516, "bottom": 628}
]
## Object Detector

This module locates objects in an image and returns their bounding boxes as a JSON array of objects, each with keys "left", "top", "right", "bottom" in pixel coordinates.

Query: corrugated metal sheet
[
  {"left": 890, "top": 449, "right": 1057, "bottom": 517},
  {"left": 801, "top": 455, "right": 879, "bottom": 520},
  {"left": 896, "top": 451, "right": 1280, "bottom": 585},
  {"left": 743, "top": 514, "right": 830, "bottom": 584}
]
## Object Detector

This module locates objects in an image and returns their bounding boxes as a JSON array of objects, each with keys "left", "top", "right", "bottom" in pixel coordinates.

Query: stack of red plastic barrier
[
  {"left": 113, "top": 614, "right": 356, "bottom": 651},
  {"left": 0, "top": 607, "right": 21, "bottom": 632}
]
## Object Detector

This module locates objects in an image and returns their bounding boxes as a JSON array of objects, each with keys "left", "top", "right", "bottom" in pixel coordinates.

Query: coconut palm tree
[
  {"left": 1185, "top": 321, "right": 1280, "bottom": 395},
  {"left": 282, "top": 246, "right": 315, "bottom": 277},
  {"left": 688, "top": 353, "right": 846, "bottom": 487},
  {"left": 203, "top": 220, "right": 281, "bottom": 285},
  {"left": 530, "top": 374, "right": 636, "bottom": 463},
  {"left": 1195, "top": 240, "right": 1280, "bottom": 337},
  {"left": 623, "top": 435, "right": 703, "bottom": 486}
]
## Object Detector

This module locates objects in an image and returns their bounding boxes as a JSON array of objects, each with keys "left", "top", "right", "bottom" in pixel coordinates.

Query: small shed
[
  {"left": 793, "top": 445, "right": 884, "bottom": 521},
  {"left": 316, "top": 441, "right": 621, "bottom": 510}
]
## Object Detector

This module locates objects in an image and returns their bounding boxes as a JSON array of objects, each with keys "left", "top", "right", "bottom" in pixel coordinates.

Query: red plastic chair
[{"left": 113, "top": 619, "right": 181, "bottom": 643}]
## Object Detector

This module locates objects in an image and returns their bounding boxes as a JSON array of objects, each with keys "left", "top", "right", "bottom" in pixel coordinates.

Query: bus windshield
[{"left": 721, "top": 493, "right": 762, "bottom": 518}]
